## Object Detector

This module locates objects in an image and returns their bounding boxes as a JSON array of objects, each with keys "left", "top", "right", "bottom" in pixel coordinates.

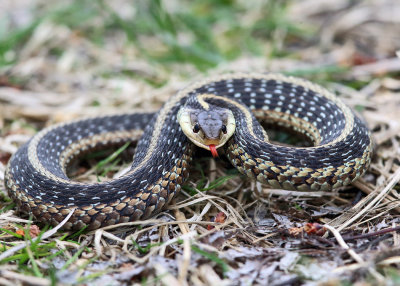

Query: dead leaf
[{"left": 16, "top": 225, "right": 40, "bottom": 238}]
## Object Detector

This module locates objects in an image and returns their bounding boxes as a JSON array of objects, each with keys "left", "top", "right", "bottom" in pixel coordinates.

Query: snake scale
[{"left": 4, "top": 73, "right": 372, "bottom": 230}]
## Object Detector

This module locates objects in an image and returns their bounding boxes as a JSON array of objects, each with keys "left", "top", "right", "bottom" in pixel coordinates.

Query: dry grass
[{"left": 1, "top": 0, "right": 400, "bottom": 285}]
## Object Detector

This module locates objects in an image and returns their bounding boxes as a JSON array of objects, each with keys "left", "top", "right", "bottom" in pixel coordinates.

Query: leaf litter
[{"left": 1, "top": 0, "right": 400, "bottom": 285}]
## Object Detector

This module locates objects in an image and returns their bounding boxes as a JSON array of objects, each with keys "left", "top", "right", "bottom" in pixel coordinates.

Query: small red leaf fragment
[
  {"left": 288, "top": 223, "right": 326, "bottom": 237},
  {"left": 15, "top": 229, "right": 24, "bottom": 236},
  {"left": 207, "top": 212, "right": 226, "bottom": 230},
  {"left": 16, "top": 225, "right": 41, "bottom": 238},
  {"left": 304, "top": 223, "right": 326, "bottom": 236}
]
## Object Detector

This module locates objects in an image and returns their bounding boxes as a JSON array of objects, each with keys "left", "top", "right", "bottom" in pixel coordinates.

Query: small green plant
[{"left": 191, "top": 245, "right": 230, "bottom": 274}]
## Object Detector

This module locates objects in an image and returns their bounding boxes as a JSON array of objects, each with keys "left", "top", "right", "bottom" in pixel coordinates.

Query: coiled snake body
[{"left": 5, "top": 73, "right": 372, "bottom": 230}]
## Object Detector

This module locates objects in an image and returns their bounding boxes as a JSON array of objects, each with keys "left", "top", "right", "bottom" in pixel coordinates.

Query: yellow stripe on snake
[{"left": 4, "top": 73, "right": 372, "bottom": 230}]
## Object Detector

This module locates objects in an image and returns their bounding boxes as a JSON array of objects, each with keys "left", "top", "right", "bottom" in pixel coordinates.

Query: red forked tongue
[{"left": 209, "top": 144, "right": 219, "bottom": 158}]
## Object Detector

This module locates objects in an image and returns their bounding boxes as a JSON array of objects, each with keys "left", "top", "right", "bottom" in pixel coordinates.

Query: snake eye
[
  {"left": 221, "top": 124, "right": 227, "bottom": 134},
  {"left": 193, "top": 123, "right": 200, "bottom": 133}
]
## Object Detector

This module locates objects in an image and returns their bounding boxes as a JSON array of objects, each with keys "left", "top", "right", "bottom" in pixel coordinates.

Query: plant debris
[{"left": 1, "top": 0, "right": 400, "bottom": 285}]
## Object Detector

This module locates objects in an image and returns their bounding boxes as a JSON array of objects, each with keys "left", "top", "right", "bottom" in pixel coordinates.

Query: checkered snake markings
[{"left": 5, "top": 73, "right": 372, "bottom": 230}]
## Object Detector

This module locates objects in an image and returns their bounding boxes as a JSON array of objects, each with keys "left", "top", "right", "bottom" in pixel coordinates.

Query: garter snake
[{"left": 4, "top": 73, "right": 373, "bottom": 230}]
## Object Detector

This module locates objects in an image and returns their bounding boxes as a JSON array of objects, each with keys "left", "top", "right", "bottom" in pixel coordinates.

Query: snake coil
[{"left": 5, "top": 73, "right": 372, "bottom": 230}]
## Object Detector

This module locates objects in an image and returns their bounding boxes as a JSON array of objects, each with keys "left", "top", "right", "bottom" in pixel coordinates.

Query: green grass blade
[
  {"left": 0, "top": 228, "right": 24, "bottom": 239},
  {"left": 191, "top": 245, "right": 230, "bottom": 274},
  {"left": 61, "top": 247, "right": 85, "bottom": 271},
  {"left": 201, "top": 174, "right": 237, "bottom": 191},
  {"left": 95, "top": 142, "right": 130, "bottom": 173}
]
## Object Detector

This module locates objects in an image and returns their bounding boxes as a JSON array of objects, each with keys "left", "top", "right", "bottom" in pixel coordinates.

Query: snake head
[{"left": 177, "top": 104, "right": 235, "bottom": 153}]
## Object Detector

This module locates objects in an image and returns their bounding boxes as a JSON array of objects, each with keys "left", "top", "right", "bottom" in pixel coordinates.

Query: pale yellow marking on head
[
  {"left": 197, "top": 95, "right": 210, "bottom": 110},
  {"left": 177, "top": 98, "right": 236, "bottom": 151}
]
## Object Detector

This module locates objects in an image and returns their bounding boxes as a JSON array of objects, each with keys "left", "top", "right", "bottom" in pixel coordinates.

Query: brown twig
[{"left": 341, "top": 226, "right": 400, "bottom": 241}]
